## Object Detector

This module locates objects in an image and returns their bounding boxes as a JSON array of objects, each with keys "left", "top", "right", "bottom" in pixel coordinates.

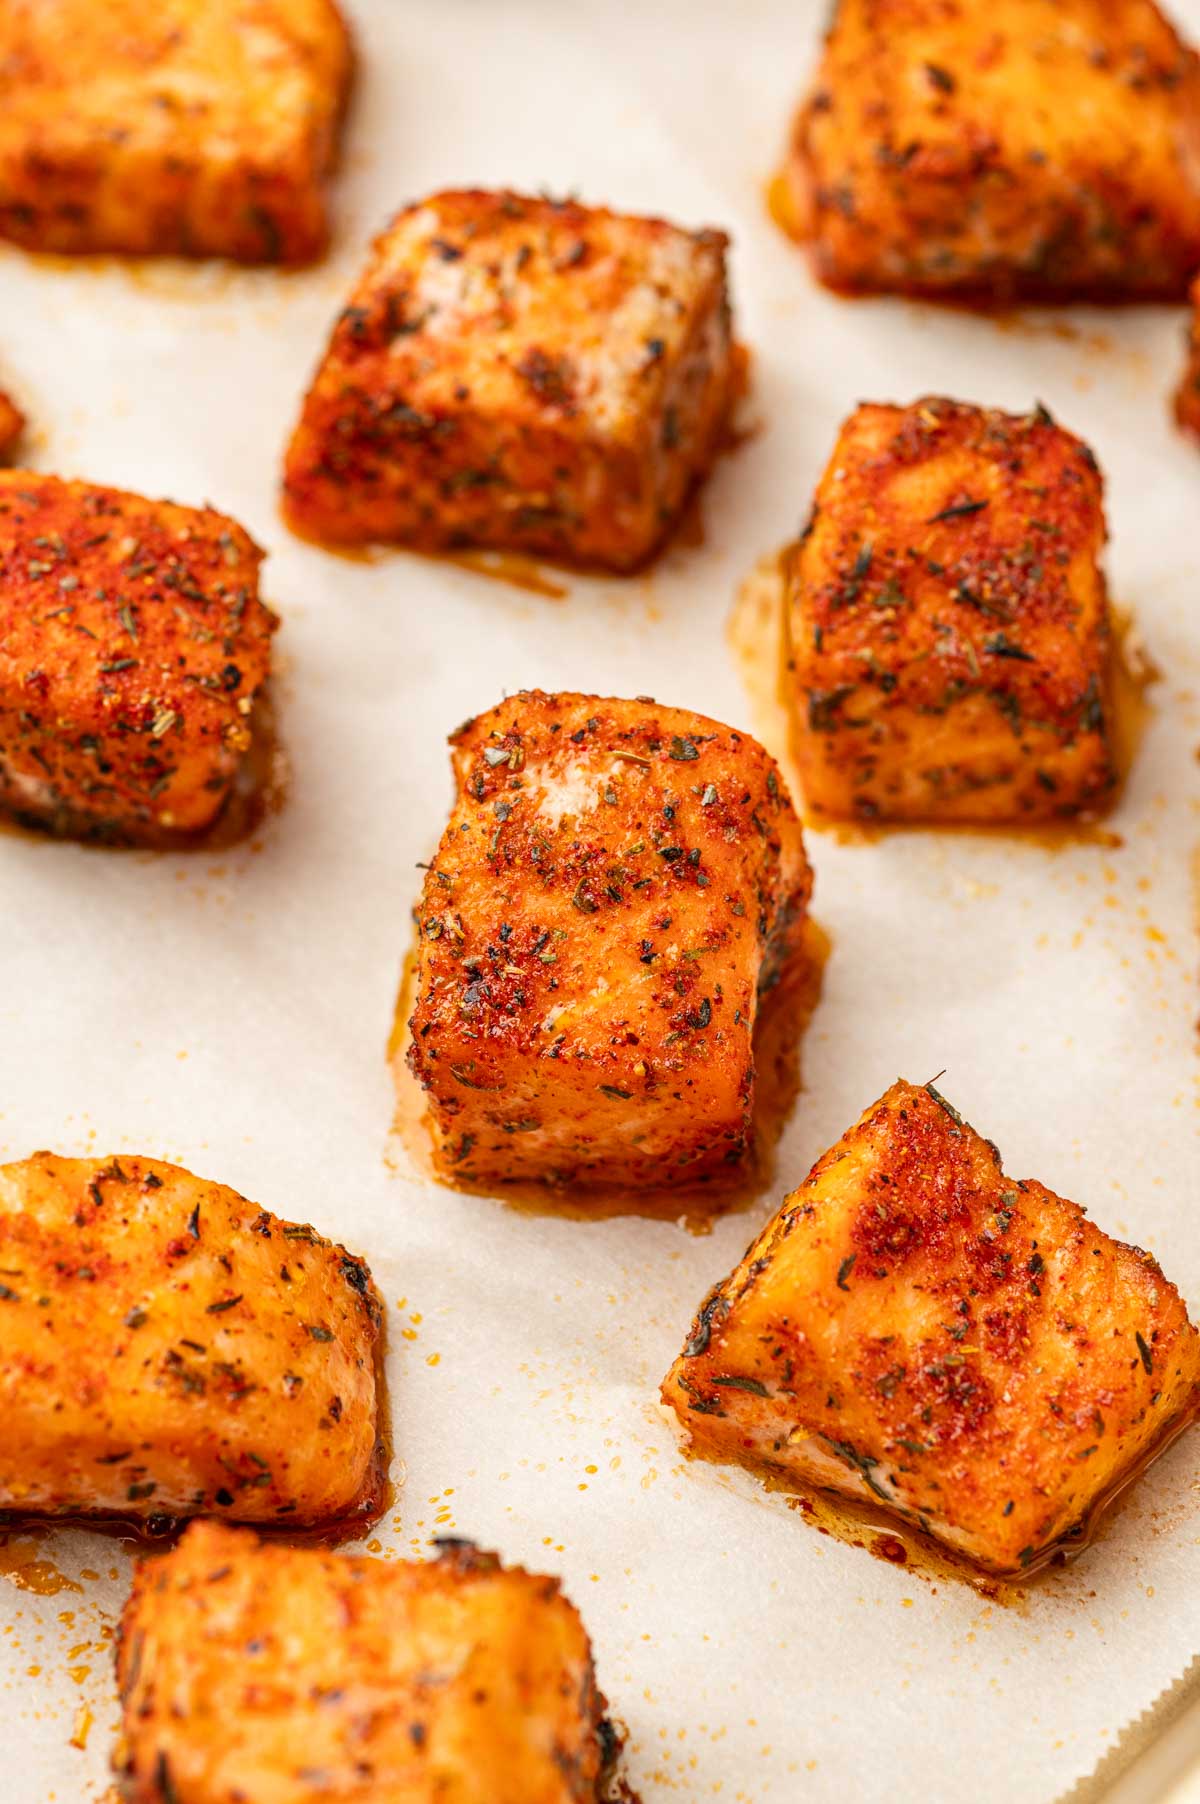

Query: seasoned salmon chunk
[
  {"left": 404, "top": 691, "right": 812, "bottom": 1196},
  {"left": 0, "top": 392, "right": 23, "bottom": 459},
  {"left": 116, "top": 1524, "right": 622, "bottom": 1804},
  {"left": 0, "top": 1153, "right": 383, "bottom": 1529},
  {"left": 1175, "top": 274, "right": 1200, "bottom": 442},
  {"left": 663, "top": 1080, "right": 1200, "bottom": 1575},
  {"left": 283, "top": 189, "right": 739, "bottom": 570},
  {"left": 777, "top": 0, "right": 1200, "bottom": 301},
  {"left": 0, "top": 471, "right": 277, "bottom": 842},
  {"left": 785, "top": 397, "right": 1116, "bottom": 824},
  {"left": 0, "top": 0, "right": 352, "bottom": 262}
]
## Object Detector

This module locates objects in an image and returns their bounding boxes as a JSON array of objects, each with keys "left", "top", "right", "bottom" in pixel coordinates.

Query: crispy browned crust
[
  {"left": 779, "top": 0, "right": 1200, "bottom": 303},
  {"left": 0, "top": 391, "right": 24, "bottom": 459},
  {"left": 0, "top": 471, "right": 277, "bottom": 841},
  {"left": 0, "top": 0, "right": 353, "bottom": 263},
  {"left": 405, "top": 690, "right": 811, "bottom": 1194},
  {"left": 1175, "top": 273, "right": 1200, "bottom": 440},
  {"left": 282, "top": 189, "right": 737, "bottom": 571},
  {"left": 0, "top": 1154, "right": 383, "bottom": 1531},
  {"left": 663, "top": 1080, "right": 1200, "bottom": 1575},
  {"left": 115, "top": 1523, "right": 617, "bottom": 1803},
  {"left": 785, "top": 396, "right": 1116, "bottom": 824}
]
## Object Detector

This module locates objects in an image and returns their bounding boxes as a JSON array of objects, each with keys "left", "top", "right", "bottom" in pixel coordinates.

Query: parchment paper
[{"left": 1, "top": 3, "right": 1199, "bottom": 1798}]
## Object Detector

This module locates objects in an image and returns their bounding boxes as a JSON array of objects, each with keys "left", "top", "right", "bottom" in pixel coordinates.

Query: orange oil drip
[
  {"left": 0, "top": 1531, "right": 82, "bottom": 1596},
  {"left": 766, "top": 168, "right": 806, "bottom": 244},
  {"left": 440, "top": 549, "right": 569, "bottom": 599},
  {"left": 281, "top": 495, "right": 572, "bottom": 597},
  {"left": 678, "top": 1392, "right": 1197, "bottom": 1602}
]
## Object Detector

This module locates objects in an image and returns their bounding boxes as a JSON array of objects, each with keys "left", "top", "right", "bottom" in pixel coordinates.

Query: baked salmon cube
[
  {"left": 115, "top": 1523, "right": 621, "bottom": 1804},
  {"left": 0, "top": 392, "right": 23, "bottom": 460},
  {"left": 663, "top": 1079, "right": 1200, "bottom": 1576},
  {"left": 0, "top": 1153, "right": 383, "bottom": 1530},
  {"left": 0, "top": 471, "right": 278, "bottom": 842},
  {"left": 1175, "top": 274, "right": 1200, "bottom": 442},
  {"left": 785, "top": 397, "right": 1116, "bottom": 824},
  {"left": 282, "top": 189, "right": 739, "bottom": 570},
  {"left": 0, "top": 0, "right": 352, "bottom": 263},
  {"left": 777, "top": 0, "right": 1200, "bottom": 301},
  {"left": 404, "top": 691, "right": 811, "bottom": 1195}
]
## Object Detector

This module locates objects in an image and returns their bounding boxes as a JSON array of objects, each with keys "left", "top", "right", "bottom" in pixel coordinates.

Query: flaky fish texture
[
  {"left": 115, "top": 1524, "right": 619, "bottom": 1803},
  {"left": 778, "top": 0, "right": 1200, "bottom": 301},
  {"left": 0, "top": 471, "right": 277, "bottom": 841},
  {"left": 406, "top": 690, "right": 811, "bottom": 1194},
  {"left": 0, "top": 0, "right": 352, "bottom": 261},
  {"left": 785, "top": 397, "right": 1115, "bottom": 823},
  {"left": 0, "top": 1154, "right": 382, "bottom": 1530},
  {"left": 663, "top": 1080, "right": 1200, "bottom": 1574},
  {"left": 283, "top": 188, "right": 738, "bottom": 570}
]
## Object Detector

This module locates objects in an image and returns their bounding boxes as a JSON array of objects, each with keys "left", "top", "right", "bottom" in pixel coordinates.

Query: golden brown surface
[
  {"left": 283, "top": 189, "right": 737, "bottom": 570},
  {"left": 0, "top": 471, "right": 277, "bottom": 841},
  {"left": 405, "top": 691, "right": 811, "bottom": 1196},
  {"left": 663, "top": 1080, "right": 1200, "bottom": 1575},
  {"left": 116, "top": 1524, "right": 616, "bottom": 1803},
  {"left": 779, "top": 0, "right": 1200, "bottom": 301},
  {"left": 0, "top": 1153, "right": 382, "bottom": 1529},
  {"left": 785, "top": 397, "right": 1115, "bottom": 824},
  {"left": 1175, "top": 274, "right": 1200, "bottom": 441},
  {"left": 0, "top": 392, "right": 24, "bottom": 459},
  {"left": 0, "top": 0, "right": 352, "bottom": 262}
]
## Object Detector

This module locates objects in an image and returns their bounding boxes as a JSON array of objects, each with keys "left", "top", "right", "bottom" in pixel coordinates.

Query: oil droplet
[
  {"left": 874, "top": 1535, "right": 909, "bottom": 1565},
  {"left": 0, "top": 1536, "right": 82, "bottom": 1596}
]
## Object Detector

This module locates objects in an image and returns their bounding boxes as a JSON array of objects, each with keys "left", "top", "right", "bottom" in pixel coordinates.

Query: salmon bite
[
  {"left": 0, "top": 1154, "right": 384, "bottom": 1532},
  {"left": 0, "top": 472, "right": 277, "bottom": 843},
  {"left": 404, "top": 690, "right": 812, "bottom": 1197},
  {"left": 663, "top": 1081, "right": 1200, "bottom": 1575},
  {"left": 283, "top": 189, "right": 741, "bottom": 570}
]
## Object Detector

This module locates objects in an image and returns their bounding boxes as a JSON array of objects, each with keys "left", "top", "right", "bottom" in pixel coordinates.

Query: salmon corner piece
[
  {"left": 785, "top": 396, "right": 1116, "bottom": 824},
  {"left": 0, "top": 0, "right": 353, "bottom": 262},
  {"left": 0, "top": 470, "right": 278, "bottom": 842},
  {"left": 777, "top": 0, "right": 1200, "bottom": 302},
  {"left": 404, "top": 690, "right": 812, "bottom": 1198},
  {"left": 0, "top": 1153, "right": 384, "bottom": 1530},
  {"left": 282, "top": 188, "right": 740, "bottom": 570},
  {"left": 115, "top": 1522, "right": 623, "bottom": 1804},
  {"left": 663, "top": 1079, "right": 1200, "bottom": 1575}
]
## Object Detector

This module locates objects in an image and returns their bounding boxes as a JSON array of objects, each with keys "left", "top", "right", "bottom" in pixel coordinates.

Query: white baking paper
[{"left": 1, "top": 3, "right": 1199, "bottom": 1798}]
